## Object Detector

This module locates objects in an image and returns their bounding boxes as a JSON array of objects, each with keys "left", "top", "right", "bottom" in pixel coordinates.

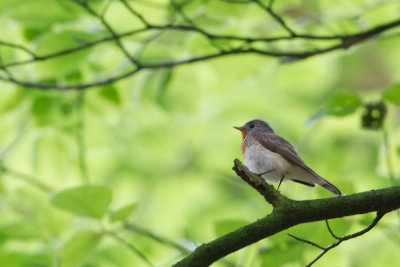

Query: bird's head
[{"left": 234, "top": 119, "right": 274, "bottom": 139}]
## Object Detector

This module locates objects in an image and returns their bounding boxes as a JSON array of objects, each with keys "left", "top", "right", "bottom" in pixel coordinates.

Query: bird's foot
[{"left": 276, "top": 176, "right": 285, "bottom": 192}]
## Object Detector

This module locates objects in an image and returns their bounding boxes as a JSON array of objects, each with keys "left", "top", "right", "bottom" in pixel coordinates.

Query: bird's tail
[{"left": 317, "top": 177, "right": 342, "bottom": 196}]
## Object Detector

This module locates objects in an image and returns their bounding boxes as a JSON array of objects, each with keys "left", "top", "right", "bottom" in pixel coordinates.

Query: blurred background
[{"left": 1, "top": 0, "right": 400, "bottom": 266}]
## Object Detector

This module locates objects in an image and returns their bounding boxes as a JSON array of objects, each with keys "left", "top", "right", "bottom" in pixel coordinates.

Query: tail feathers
[{"left": 319, "top": 179, "right": 341, "bottom": 196}]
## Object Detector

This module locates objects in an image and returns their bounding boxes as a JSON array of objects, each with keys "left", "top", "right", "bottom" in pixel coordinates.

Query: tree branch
[
  {"left": 172, "top": 160, "right": 400, "bottom": 267},
  {"left": 1, "top": 3, "right": 400, "bottom": 90}
]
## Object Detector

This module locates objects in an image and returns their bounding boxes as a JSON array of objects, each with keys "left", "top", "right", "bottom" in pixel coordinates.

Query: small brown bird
[{"left": 234, "top": 119, "right": 341, "bottom": 196}]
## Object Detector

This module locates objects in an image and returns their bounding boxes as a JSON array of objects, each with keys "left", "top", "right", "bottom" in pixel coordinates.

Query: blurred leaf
[
  {"left": 0, "top": 223, "right": 41, "bottom": 241},
  {"left": 141, "top": 69, "right": 173, "bottom": 107},
  {"left": 110, "top": 203, "right": 137, "bottom": 222},
  {"left": 397, "top": 146, "right": 400, "bottom": 158},
  {"left": 383, "top": 84, "right": 400, "bottom": 106},
  {"left": 60, "top": 230, "right": 102, "bottom": 267},
  {"left": 100, "top": 86, "right": 120, "bottom": 105},
  {"left": 51, "top": 185, "right": 112, "bottom": 219},
  {"left": 325, "top": 91, "right": 362, "bottom": 116},
  {"left": 0, "top": 251, "right": 51, "bottom": 267},
  {"left": 0, "top": 87, "right": 24, "bottom": 113},
  {"left": 156, "top": 68, "right": 173, "bottom": 107},
  {"left": 31, "top": 95, "right": 57, "bottom": 126},
  {"left": 214, "top": 219, "right": 250, "bottom": 236},
  {"left": 6, "top": 0, "right": 80, "bottom": 28},
  {"left": 23, "top": 27, "right": 43, "bottom": 41}
]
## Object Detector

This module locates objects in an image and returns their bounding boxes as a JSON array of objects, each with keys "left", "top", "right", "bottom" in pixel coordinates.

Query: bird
[{"left": 234, "top": 119, "right": 341, "bottom": 196}]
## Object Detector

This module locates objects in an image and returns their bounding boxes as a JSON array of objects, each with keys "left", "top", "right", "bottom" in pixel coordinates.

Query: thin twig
[
  {"left": 383, "top": 128, "right": 397, "bottom": 185},
  {"left": 0, "top": 119, "right": 27, "bottom": 162},
  {"left": 382, "top": 127, "right": 400, "bottom": 229},
  {"left": 76, "top": 91, "right": 89, "bottom": 184},
  {"left": 305, "top": 212, "right": 385, "bottom": 267},
  {"left": 0, "top": 40, "right": 36, "bottom": 57},
  {"left": 124, "top": 222, "right": 191, "bottom": 254},
  {"left": 287, "top": 234, "right": 325, "bottom": 250},
  {"left": 108, "top": 231, "right": 154, "bottom": 267},
  {"left": 119, "top": 0, "right": 151, "bottom": 27},
  {"left": 0, "top": 166, "right": 53, "bottom": 193},
  {"left": 73, "top": 0, "right": 140, "bottom": 66},
  {"left": 325, "top": 220, "right": 340, "bottom": 239},
  {"left": 253, "top": 0, "right": 296, "bottom": 36}
]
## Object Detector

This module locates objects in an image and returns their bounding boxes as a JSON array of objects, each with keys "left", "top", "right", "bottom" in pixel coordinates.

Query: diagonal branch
[{"left": 172, "top": 160, "right": 400, "bottom": 267}]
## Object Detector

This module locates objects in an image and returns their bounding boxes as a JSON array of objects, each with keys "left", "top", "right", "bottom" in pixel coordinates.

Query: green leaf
[
  {"left": 383, "top": 84, "right": 400, "bottom": 106},
  {"left": 50, "top": 185, "right": 112, "bottom": 219},
  {"left": 214, "top": 219, "right": 250, "bottom": 236},
  {"left": 60, "top": 230, "right": 102, "bottom": 267},
  {"left": 110, "top": 203, "right": 137, "bottom": 222},
  {"left": 100, "top": 86, "right": 120, "bottom": 105},
  {"left": 156, "top": 68, "right": 173, "bottom": 106},
  {"left": 0, "top": 87, "right": 24, "bottom": 113},
  {"left": 325, "top": 91, "right": 362, "bottom": 116},
  {"left": 31, "top": 95, "right": 57, "bottom": 126}
]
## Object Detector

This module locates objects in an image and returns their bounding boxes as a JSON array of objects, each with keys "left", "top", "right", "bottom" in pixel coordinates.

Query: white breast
[{"left": 243, "top": 143, "right": 290, "bottom": 183}]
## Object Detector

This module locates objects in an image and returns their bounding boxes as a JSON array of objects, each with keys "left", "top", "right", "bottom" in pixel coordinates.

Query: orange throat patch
[{"left": 240, "top": 130, "right": 247, "bottom": 155}]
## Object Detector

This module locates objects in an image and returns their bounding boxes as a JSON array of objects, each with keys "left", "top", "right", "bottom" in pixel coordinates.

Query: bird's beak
[{"left": 234, "top": 126, "right": 247, "bottom": 139}]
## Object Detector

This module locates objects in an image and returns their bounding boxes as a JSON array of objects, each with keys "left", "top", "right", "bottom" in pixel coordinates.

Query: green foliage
[
  {"left": 383, "top": 84, "right": 400, "bottom": 106},
  {"left": 60, "top": 230, "right": 103, "bottom": 267},
  {"left": 51, "top": 185, "right": 112, "bottom": 219},
  {"left": 100, "top": 86, "right": 121, "bottom": 106},
  {"left": 325, "top": 91, "right": 362, "bottom": 116},
  {"left": 1, "top": 1, "right": 400, "bottom": 266},
  {"left": 110, "top": 203, "right": 137, "bottom": 222}
]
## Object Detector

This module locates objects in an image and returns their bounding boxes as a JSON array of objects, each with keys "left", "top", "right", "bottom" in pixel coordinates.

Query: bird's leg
[
  {"left": 257, "top": 169, "right": 275, "bottom": 176},
  {"left": 276, "top": 176, "right": 285, "bottom": 192}
]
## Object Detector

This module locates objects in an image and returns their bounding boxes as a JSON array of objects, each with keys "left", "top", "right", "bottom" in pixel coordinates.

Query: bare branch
[
  {"left": 1, "top": 2, "right": 400, "bottom": 90},
  {"left": 305, "top": 212, "right": 384, "bottom": 267}
]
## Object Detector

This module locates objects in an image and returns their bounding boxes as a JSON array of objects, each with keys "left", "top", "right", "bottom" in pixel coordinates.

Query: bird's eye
[{"left": 249, "top": 124, "right": 254, "bottom": 129}]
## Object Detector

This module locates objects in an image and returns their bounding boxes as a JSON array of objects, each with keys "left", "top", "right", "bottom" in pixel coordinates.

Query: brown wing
[
  {"left": 250, "top": 131, "right": 342, "bottom": 196},
  {"left": 251, "top": 131, "right": 319, "bottom": 177}
]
